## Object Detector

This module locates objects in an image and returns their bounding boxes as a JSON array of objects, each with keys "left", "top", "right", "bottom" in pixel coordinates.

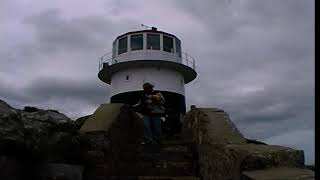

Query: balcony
[{"left": 98, "top": 50, "right": 196, "bottom": 71}]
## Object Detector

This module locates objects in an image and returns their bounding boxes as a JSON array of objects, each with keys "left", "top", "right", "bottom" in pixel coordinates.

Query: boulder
[
  {"left": 0, "top": 101, "right": 25, "bottom": 156},
  {"left": 0, "top": 156, "right": 24, "bottom": 180},
  {"left": 182, "top": 107, "right": 246, "bottom": 145},
  {"left": 228, "top": 144, "right": 305, "bottom": 170},
  {"left": 19, "top": 109, "right": 77, "bottom": 161},
  {"left": 0, "top": 99, "right": 14, "bottom": 114},
  {"left": 0, "top": 99, "right": 79, "bottom": 161},
  {"left": 75, "top": 115, "right": 91, "bottom": 130},
  {"left": 34, "top": 163, "right": 84, "bottom": 180},
  {"left": 47, "top": 133, "right": 90, "bottom": 164}
]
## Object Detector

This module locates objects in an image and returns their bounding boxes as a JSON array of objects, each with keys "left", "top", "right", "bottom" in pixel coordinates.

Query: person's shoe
[{"left": 141, "top": 139, "right": 153, "bottom": 145}]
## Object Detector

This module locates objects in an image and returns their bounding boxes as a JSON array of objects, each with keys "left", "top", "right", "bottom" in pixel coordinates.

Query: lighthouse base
[{"left": 110, "top": 91, "right": 186, "bottom": 114}]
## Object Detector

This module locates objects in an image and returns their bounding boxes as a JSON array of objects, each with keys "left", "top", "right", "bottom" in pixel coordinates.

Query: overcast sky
[{"left": 0, "top": 0, "right": 314, "bottom": 164}]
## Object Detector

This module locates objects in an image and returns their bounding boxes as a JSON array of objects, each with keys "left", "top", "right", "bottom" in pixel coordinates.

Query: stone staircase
[{"left": 110, "top": 135, "right": 200, "bottom": 180}]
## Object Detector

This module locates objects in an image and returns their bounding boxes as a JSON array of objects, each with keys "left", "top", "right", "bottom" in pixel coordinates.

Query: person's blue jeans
[{"left": 143, "top": 115, "right": 161, "bottom": 144}]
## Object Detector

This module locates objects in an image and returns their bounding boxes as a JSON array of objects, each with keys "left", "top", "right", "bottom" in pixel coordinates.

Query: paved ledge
[{"left": 242, "top": 167, "right": 315, "bottom": 180}]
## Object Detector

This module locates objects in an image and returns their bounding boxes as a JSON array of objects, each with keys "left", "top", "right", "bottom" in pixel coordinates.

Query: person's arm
[
  {"left": 132, "top": 100, "right": 141, "bottom": 107},
  {"left": 155, "top": 92, "right": 165, "bottom": 105}
]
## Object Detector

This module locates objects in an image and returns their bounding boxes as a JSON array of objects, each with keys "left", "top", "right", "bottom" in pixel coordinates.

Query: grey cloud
[
  {"left": 23, "top": 9, "right": 137, "bottom": 54},
  {"left": 0, "top": 77, "right": 109, "bottom": 113},
  {"left": 24, "top": 77, "right": 109, "bottom": 106}
]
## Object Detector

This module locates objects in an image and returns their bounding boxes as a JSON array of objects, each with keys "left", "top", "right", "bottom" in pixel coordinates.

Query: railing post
[{"left": 186, "top": 53, "right": 188, "bottom": 66}]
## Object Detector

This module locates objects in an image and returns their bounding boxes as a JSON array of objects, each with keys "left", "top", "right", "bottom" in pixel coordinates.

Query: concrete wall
[
  {"left": 110, "top": 67, "right": 185, "bottom": 96},
  {"left": 182, "top": 106, "right": 312, "bottom": 180}
]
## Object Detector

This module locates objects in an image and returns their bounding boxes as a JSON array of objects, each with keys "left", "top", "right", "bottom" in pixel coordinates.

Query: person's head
[{"left": 143, "top": 82, "right": 154, "bottom": 93}]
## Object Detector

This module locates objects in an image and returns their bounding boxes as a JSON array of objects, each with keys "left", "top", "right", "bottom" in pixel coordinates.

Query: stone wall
[
  {"left": 182, "top": 106, "right": 312, "bottom": 180},
  {"left": 80, "top": 103, "right": 144, "bottom": 179}
]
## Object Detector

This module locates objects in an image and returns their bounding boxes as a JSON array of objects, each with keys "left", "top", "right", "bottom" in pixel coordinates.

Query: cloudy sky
[{"left": 0, "top": 0, "right": 314, "bottom": 164}]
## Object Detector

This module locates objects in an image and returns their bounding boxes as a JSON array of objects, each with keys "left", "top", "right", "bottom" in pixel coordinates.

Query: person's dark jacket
[{"left": 133, "top": 91, "right": 165, "bottom": 116}]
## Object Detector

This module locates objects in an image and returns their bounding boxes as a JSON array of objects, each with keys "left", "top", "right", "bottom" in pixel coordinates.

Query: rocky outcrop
[
  {"left": 0, "top": 99, "right": 144, "bottom": 180},
  {"left": 0, "top": 99, "right": 314, "bottom": 180},
  {"left": 182, "top": 106, "right": 314, "bottom": 180},
  {"left": 0, "top": 100, "right": 25, "bottom": 155},
  {"left": 0, "top": 99, "right": 86, "bottom": 179}
]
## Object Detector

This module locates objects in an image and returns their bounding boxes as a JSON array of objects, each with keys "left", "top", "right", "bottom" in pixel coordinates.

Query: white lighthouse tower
[{"left": 98, "top": 27, "right": 196, "bottom": 116}]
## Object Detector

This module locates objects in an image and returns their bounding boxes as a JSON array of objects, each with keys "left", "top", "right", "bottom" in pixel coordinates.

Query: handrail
[{"left": 98, "top": 51, "right": 196, "bottom": 71}]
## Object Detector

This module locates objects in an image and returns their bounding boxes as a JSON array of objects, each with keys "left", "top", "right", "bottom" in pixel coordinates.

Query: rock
[
  {"left": 35, "top": 163, "right": 84, "bottom": 180},
  {"left": 228, "top": 144, "right": 305, "bottom": 170},
  {"left": 0, "top": 99, "right": 14, "bottom": 114},
  {"left": 23, "top": 106, "right": 39, "bottom": 112},
  {"left": 21, "top": 108, "right": 72, "bottom": 129},
  {"left": 183, "top": 107, "right": 310, "bottom": 180},
  {"left": 51, "top": 133, "right": 90, "bottom": 164},
  {"left": 0, "top": 102, "right": 25, "bottom": 156},
  {"left": 0, "top": 99, "right": 78, "bottom": 161},
  {"left": 0, "top": 156, "right": 24, "bottom": 180},
  {"left": 20, "top": 108, "right": 77, "bottom": 156},
  {"left": 0, "top": 99, "right": 118, "bottom": 179},
  {"left": 182, "top": 107, "right": 246, "bottom": 145},
  {"left": 75, "top": 115, "right": 91, "bottom": 130},
  {"left": 85, "top": 151, "right": 105, "bottom": 164},
  {"left": 245, "top": 138, "right": 267, "bottom": 145}
]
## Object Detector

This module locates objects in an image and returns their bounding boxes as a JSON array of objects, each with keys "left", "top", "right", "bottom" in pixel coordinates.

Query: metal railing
[
  {"left": 182, "top": 52, "right": 196, "bottom": 70},
  {"left": 98, "top": 51, "right": 196, "bottom": 71}
]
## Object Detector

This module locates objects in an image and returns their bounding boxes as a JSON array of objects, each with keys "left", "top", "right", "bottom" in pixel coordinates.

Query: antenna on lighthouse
[{"left": 141, "top": 24, "right": 150, "bottom": 30}]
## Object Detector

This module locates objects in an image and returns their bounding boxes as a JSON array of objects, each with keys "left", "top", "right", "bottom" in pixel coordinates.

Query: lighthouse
[{"left": 98, "top": 27, "right": 196, "bottom": 117}]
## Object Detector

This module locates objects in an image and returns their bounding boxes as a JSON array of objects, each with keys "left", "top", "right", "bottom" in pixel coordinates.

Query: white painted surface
[
  {"left": 110, "top": 67, "right": 185, "bottom": 96},
  {"left": 112, "top": 50, "right": 182, "bottom": 64}
]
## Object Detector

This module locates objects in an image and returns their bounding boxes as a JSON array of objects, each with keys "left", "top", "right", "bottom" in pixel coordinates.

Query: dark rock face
[
  {"left": 0, "top": 100, "right": 14, "bottom": 112},
  {"left": 0, "top": 101, "right": 26, "bottom": 158},
  {"left": 0, "top": 99, "right": 144, "bottom": 180},
  {"left": 0, "top": 156, "right": 24, "bottom": 180},
  {"left": 75, "top": 115, "right": 91, "bottom": 130},
  {"left": 0, "top": 99, "right": 86, "bottom": 179},
  {"left": 20, "top": 108, "right": 77, "bottom": 159},
  {"left": 34, "top": 163, "right": 84, "bottom": 180}
]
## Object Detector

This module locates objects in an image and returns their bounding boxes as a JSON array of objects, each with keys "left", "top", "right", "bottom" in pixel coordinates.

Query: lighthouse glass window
[
  {"left": 147, "top": 34, "right": 160, "bottom": 50},
  {"left": 130, "top": 34, "right": 143, "bottom": 51},
  {"left": 175, "top": 39, "right": 181, "bottom": 58},
  {"left": 163, "top": 35, "right": 174, "bottom": 53},
  {"left": 118, "top": 37, "right": 127, "bottom": 55},
  {"left": 112, "top": 40, "right": 116, "bottom": 58}
]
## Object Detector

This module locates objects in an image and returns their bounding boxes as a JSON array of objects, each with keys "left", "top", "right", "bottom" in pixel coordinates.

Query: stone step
[
  {"left": 135, "top": 151, "right": 193, "bottom": 162},
  {"left": 160, "top": 139, "right": 193, "bottom": 145},
  {"left": 110, "top": 176, "right": 200, "bottom": 180},
  {"left": 113, "top": 161, "right": 196, "bottom": 176},
  {"left": 119, "top": 145, "right": 193, "bottom": 162},
  {"left": 119, "top": 151, "right": 194, "bottom": 162},
  {"left": 136, "top": 144, "right": 191, "bottom": 154}
]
